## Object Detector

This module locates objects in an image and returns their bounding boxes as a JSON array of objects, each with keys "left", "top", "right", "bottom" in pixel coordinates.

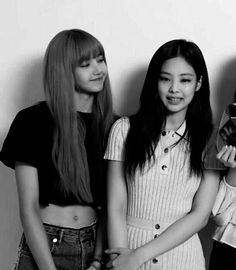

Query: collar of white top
[{"left": 174, "top": 121, "right": 186, "bottom": 137}]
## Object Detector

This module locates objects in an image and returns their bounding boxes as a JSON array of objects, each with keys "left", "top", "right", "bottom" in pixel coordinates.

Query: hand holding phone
[{"left": 219, "top": 103, "right": 236, "bottom": 147}]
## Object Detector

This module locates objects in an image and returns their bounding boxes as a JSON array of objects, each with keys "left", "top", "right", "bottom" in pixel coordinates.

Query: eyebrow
[{"left": 160, "top": 71, "right": 194, "bottom": 76}]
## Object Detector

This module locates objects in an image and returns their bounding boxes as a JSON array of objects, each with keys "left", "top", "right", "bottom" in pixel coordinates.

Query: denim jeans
[{"left": 14, "top": 221, "right": 97, "bottom": 270}]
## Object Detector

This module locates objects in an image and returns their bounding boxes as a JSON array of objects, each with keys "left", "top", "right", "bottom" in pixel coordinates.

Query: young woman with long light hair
[{"left": 0, "top": 29, "right": 113, "bottom": 270}]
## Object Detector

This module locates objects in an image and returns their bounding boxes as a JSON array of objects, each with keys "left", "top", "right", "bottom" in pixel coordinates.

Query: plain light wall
[{"left": 1, "top": 0, "right": 236, "bottom": 269}]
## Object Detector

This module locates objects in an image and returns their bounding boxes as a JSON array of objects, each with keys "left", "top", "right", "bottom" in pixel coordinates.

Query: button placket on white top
[
  {"left": 159, "top": 154, "right": 169, "bottom": 175},
  {"left": 159, "top": 131, "right": 178, "bottom": 175}
]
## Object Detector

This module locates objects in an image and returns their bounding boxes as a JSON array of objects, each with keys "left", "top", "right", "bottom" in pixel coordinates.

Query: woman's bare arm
[{"left": 15, "top": 162, "right": 57, "bottom": 270}]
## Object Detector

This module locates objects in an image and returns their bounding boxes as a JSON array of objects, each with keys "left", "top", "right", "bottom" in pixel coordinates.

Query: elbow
[
  {"left": 189, "top": 208, "right": 211, "bottom": 231},
  {"left": 195, "top": 212, "right": 211, "bottom": 230},
  {"left": 201, "top": 215, "right": 210, "bottom": 228},
  {"left": 19, "top": 203, "right": 40, "bottom": 225},
  {"left": 108, "top": 203, "right": 126, "bottom": 220}
]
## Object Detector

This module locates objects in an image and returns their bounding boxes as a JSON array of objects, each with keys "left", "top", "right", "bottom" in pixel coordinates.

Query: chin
[
  {"left": 89, "top": 88, "right": 103, "bottom": 93},
  {"left": 94, "top": 87, "right": 103, "bottom": 92}
]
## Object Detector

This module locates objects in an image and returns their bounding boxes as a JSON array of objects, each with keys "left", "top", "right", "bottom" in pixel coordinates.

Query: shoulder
[
  {"left": 0, "top": 102, "right": 51, "bottom": 169},
  {"left": 7, "top": 101, "right": 53, "bottom": 143},
  {"left": 110, "top": 116, "right": 130, "bottom": 137},
  {"left": 105, "top": 117, "right": 130, "bottom": 160},
  {"left": 112, "top": 116, "right": 130, "bottom": 129},
  {"left": 13, "top": 101, "right": 53, "bottom": 132},
  {"left": 107, "top": 116, "right": 130, "bottom": 146},
  {"left": 15, "top": 101, "right": 51, "bottom": 122}
]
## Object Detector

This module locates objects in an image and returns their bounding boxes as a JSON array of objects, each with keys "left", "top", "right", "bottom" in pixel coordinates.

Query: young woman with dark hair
[
  {"left": 0, "top": 29, "right": 113, "bottom": 270},
  {"left": 104, "top": 39, "right": 219, "bottom": 270}
]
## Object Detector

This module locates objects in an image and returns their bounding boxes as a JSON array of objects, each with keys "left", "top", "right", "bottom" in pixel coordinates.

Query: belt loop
[{"left": 58, "top": 229, "right": 64, "bottom": 244}]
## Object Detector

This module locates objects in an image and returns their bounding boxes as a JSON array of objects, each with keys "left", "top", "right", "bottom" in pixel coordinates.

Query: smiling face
[
  {"left": 158, "top": 56, "right": 202, "bottom": 123},
  {"left": 74, "top": 54, "right": 108, "bottom": 94}
]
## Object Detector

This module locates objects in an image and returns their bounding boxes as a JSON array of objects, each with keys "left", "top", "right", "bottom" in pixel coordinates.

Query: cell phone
[{"left": 219, "top": 103, "right": 236, "bottom": 146}]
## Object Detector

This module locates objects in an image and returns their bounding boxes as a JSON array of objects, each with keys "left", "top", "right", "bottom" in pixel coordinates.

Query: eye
[
  {"left": 159, "top": 75, "right": 170, "bottom": 82},
  {"left": 181, "top": 78, "right": 191, "bottom": 83},
  {"left": 80, "top": 61, "right": 90, "bottom": 68},
  {"left": 97, "top": 55, "right": 104, "bottom": 63}
]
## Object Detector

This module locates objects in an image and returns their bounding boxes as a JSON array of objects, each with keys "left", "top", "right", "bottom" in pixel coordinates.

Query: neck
[
  {"left": 74, "top": 92, "right": 94, "bottom": 113},
  {"left": 165, "top": 113, "right": 186, "bottom": 131}
]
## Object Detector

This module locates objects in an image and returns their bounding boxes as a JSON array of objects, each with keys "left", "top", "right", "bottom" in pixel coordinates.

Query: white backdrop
[{"left": 1, "top": 0, "right": 236, "bottom": 269}]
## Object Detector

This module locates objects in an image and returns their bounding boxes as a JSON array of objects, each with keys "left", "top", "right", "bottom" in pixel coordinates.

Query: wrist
[
  {"left": 133, "top": 247, "right": 148, "bottom": 266},
  {"left": 89, "top": 262, "right": 101, "bottom": 270}
]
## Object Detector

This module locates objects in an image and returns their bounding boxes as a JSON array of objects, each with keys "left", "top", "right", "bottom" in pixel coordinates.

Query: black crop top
[{"left": 0, "top": 101, "right": 107, "bottom": 208}]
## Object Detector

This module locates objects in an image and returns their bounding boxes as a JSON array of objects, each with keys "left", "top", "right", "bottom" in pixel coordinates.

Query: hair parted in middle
[
  {"left": 43, "top": 29, "right": 113, "bottom": 204},
  {"left": 124, "top": 39, "right": 213, "bottom": 178}
]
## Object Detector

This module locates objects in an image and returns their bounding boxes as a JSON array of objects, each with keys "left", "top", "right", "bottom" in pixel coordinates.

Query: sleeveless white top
[{"left": 104, "top": 117, "right": 205, "bottom": 270}]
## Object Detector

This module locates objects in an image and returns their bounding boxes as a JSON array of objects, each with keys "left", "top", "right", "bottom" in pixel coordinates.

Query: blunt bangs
[{"left": 72, "top": 34, "right": 105, "bottom": 66}]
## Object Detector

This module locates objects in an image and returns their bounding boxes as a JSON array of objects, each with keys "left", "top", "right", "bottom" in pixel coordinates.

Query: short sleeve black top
[{"left": 0, "top": 101, "right": 107, "bottom": 208}]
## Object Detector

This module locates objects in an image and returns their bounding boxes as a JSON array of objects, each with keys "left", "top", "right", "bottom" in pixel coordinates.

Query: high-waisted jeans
[{"left": 14, "top": 221, "right": 97, "bottom": 270}]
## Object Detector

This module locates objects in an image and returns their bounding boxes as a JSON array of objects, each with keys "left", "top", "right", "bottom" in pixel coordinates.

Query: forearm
[
  {"left": 134, "top": 211, "right": 209, "bottom": 265},
  {"left": 87, "top": 211, "right": 107, "bottom": 270},
  {"left": 107, "top": 161, "right": 128, "bottom": 249},
  {"left": 15, "top": 164, "right": 57, "bottom": 270},
  {"left": 92, "top": 212, "right": 106, "bottom": 258},
  {"left": 108, "top": 210, "right": 128, "bottom": 249},
  {"left": 20, "top": 208, "right": 57, "bottom": 270}
]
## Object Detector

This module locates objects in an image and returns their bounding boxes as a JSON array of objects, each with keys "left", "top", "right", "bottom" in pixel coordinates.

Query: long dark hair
[
  {"left": 124, "top": 39, "right": 213, "bottom": 177},
  {"left": 43, "top": 29, "right": 113, "bottom": 204}
]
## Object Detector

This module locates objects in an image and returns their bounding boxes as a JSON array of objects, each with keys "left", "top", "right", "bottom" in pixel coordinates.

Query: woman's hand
[
  {"left": 86, "top": 257, "right": 103, "bottom": 270},
  {"left": 217, "top": 145, "right": 236, "bottom": 168},
  {"left": 86, "top": 266, "right": 97, "bottom": 270},
  {"left": 105, "top": 248, "right": 141, "bottom": 270}
]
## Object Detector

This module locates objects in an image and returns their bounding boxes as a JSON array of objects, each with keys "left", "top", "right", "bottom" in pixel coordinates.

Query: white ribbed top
[
  {"left": 105, "top": 117, "right": 206, "bottom": 269},
  {"left": 104, "top": 117, "right": 201, "bottom": 223}
]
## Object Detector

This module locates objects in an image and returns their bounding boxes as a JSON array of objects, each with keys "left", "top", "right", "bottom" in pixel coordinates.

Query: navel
[{"left": 73, "top": 215, "right": 79, "bottom": 221}]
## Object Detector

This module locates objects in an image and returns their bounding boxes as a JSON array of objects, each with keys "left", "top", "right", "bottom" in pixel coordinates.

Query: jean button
[
  {"left": 52, "top": 238, "right": 58, "bottom": 243},
  {"left": 152, "top": 258, "right": 158, "bottom": 264},
  {"left": 155, "top": 224, "right": 160, "bottom": 230},
  {"left": 162, "top": 131, "right": 166, "bottom": 136},
  {"left": 164, "top": 148, "right": 168, "bottom": 153}
]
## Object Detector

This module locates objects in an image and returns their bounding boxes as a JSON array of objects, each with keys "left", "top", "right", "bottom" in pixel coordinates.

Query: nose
[
  {"left": 92, "top": 61, "right": 102, "bottom": 75},
  {"left": 169, "top": 80, "right": 179, "bottom": 93}
]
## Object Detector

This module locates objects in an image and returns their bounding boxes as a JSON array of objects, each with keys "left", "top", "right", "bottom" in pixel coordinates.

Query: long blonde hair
[{"left": 43, "top": 29, "right": 113, "bottom": 204}]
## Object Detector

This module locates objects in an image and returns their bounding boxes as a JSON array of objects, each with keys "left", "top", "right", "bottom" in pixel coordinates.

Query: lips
[
  {"left": 90, "top": 76, "right": 104, "bottom": 81},
  {"left": 167, "top": 96, "right": 182, "bottom": 105}
]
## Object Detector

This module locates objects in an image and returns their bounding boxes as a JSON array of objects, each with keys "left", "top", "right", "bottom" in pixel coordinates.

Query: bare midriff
[{"left": 40, "top": 204, "right": 97, "bottom": 229}]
